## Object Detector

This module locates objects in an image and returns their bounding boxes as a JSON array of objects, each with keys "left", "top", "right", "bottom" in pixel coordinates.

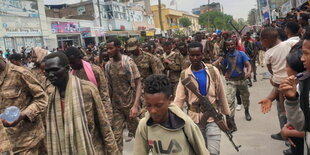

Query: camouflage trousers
[
  {"left": 0, "top": 122, "right": 12, "bottom": 155},
  {"left": 226, "top": 79, "right": 250, "bottom": 117},
  {"left": 112, "top": 107, "right": 139, "bottom": 152}
]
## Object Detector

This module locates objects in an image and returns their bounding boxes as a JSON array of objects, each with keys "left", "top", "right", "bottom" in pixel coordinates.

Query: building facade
[
  {"left": 192, "top": 2, "right": 221, "bottom": 15},
  {"left": 151, "top": 4, "right": 200, "bottom": 36},
  {"left": 0, "top": 0, "right": 49, "bottom": 52}
]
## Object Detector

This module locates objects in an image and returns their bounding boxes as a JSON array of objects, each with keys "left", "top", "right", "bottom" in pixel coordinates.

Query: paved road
[{"left": 123, "top": 66, "right": 287, "bottom": 155}]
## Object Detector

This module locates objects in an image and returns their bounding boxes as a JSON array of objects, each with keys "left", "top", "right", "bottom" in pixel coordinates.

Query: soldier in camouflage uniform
[
  {"left": 64, "top": 47, "right": 114, "bottom": 124},
  {"left": 105, "top": 38, "right": 142, "bottom": 153},
  {"left": 0, "top": 122, "right": 12, "bottom": 155},
  {"left": 127, "top": 38, "right": 164, "bottom": 80},
  {"left": 176, "top": 42, "right": 191, "bottom": 70},
  {"left": 221, "top": 39, "right": 252, "bottom": 132},
  {"left": 162, "top": 41, "right": 183, "bottom": 94},
  {"left": 127, "top": 38, "right": 164, "bottom": 121},
  {"left": 0, "top": 57, "right": 48, "bottom": 155},
  {"left": 43, "top": 52, "right": 119, "bottom": 155}
]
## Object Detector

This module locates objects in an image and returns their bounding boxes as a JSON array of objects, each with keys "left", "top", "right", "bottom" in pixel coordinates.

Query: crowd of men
[{"left": 0, "top": 6, "right": 310, "bottom": 155}]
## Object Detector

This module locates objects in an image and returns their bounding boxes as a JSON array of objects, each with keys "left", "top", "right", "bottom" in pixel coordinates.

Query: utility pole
[
  {"left": 158, "top": 0, "right": 164, "bottom": 35},
  {"left": 266, "top": 0, "right": 272, "bottom": 24},
  {"left": 207, "top": 0, "right": 210, "bottom": 32}
]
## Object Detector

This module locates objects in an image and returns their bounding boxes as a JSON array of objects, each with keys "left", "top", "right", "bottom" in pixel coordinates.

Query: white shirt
[
  {"left": 283, "top": 36, "right": 300, "bottom": 47},
  {"left": 264, "top": 42, "right": 292, "bottom": 84}
]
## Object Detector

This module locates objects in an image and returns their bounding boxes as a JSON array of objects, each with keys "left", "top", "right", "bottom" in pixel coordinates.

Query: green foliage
[
  {"left": 198, "top": 11, "right": 245, "bottom": 31},
  {"left": 179, "top": 17, "right": 192, "bottom": 28},
  {"left": 171, "top": 29, "right": 187, "bottom": 38},
  {"left": 247, "top": 8, "right": 257, "bottom": 26}
]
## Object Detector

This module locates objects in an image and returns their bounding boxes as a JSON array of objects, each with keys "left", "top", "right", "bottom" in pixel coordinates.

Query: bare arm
[{"left": 244, "top": 61, "right": 252, "bottom": 77}]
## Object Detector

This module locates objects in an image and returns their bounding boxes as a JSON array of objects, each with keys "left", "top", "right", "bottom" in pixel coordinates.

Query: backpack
[{"left": 105, "top": 55, "right": 135, "bottom": 88}]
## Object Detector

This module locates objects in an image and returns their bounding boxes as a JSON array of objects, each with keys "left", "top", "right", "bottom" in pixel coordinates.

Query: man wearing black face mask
[{"left": 127, "top": 38, "right": 164, "bottom": 81}]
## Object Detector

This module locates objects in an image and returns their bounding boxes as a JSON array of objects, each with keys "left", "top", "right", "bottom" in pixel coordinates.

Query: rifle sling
[{"left": 227, "top": 51, "right": 243, "bottom": 78}]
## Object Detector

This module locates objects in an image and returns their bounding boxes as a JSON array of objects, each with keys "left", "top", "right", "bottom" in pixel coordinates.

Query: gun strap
[
  {"left": 181, "top": 64, "right": 219, "bottom": 112},
  {"left": 227, "top": 51, "right": 242, "bottom": 78}
]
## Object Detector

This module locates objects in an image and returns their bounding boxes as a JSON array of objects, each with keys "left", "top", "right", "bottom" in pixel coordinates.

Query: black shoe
[
  {"left": 271, "top": 133, "right": 284, "bottom": 141},
  {"left": 283, "top": 148, "right": 293, "bottom": 155},
  {"left": 253, "top": 79, "right": 257, "bottom": 82},
  {"left": 245, "top": 109, "right": 252, "bottom": 121}
]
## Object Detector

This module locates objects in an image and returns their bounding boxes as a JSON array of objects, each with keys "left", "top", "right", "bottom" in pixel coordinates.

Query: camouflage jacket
[
  {"left": 72, "top": 64, "right": 113, "bottom": 124},
  {"left": 0, "top": 63, "right": 48, "bottom": 153},
  {"left": 105, "top": 57, "right": 141, "bottom": 109},
  {"left": 132, "top": 51, "right": 164, "bottom": 80},
  {"left": 0, "top": 122, "right": 12, "bottom": 155},
  {"left": 49, "top": 79, "right": 120, "bottom": 154},
  {"left": 162, "top": 51, "right": 183, "bottom": 83},
  {"left": 181, "top": 55, "right": 191, "bottom": 70}
]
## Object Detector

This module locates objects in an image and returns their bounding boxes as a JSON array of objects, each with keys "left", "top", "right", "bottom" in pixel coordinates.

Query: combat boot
[{"left": 245, "top": 108, "right": 252, "bottom": 121}]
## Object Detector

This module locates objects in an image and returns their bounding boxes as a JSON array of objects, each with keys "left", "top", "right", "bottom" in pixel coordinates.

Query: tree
[
  {"left": 247, "top": 8, "right": 257, "bottom": 26},
  {"left": 199, "top": 11, "right": 238, "bottom": 31},
  {"left": 179, "top": 17, "right": 192, "bottom": 28},
  {"left": 179, "top": 17, "right": 192, "bottom": 36}
]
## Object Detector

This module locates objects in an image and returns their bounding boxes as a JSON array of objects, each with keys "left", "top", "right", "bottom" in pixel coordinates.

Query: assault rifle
[{"left": 181, "top": 76, "right": 241, "bottom": 152}]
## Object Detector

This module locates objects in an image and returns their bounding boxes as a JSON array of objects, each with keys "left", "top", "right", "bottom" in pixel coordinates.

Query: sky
[
  {"left": 151, "top": 0, "right": 257, "bottom": 20},
  {"left": 44, "top": 0, "right": 257, "bottom": 20}
]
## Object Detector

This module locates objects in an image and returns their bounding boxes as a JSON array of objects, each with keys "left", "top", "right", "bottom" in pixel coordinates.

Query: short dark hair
[
  {"left": 286, "top": 22, "right": 300, "bottom": 35},
  {"left": 188, "top": 41, "right": 203, "bottom": 52},
  {"left": 225, "top": 38, "right": 236, "bottom": 45},
  {"left": 162, "top": 41, "right": 171, "bottom": 47},
  {"left": 64, "top": 47, "right": 83, "bottom": 59},
  {"left": 260, "top": 27, "right": 279, "bottom": 40},
  {"left": 43, "top": 52, "right": 69, "bottom": 67},
  {"left": 300, "top": 13, "right": 309, "bottom": 21},
  {"left": 8, "top": 53, "right": 21, "bottom": 61},
  {"left": 277, "top": 28, "right": 288, "bottom": 41},
  {"left": 287, "top": 42, "right": 306, "bottom": 73},
  {"left": 107, "top": 37, "right": 121, "bottom": 47},
  {"left": 176, "top": 42, "right": 187, "bottom": 49},
  {"left": 144, "top": 74, "right": 172, "bottom": 98},
  {"left": 143, "top": 44, "right": 152, "bottom": 51}
]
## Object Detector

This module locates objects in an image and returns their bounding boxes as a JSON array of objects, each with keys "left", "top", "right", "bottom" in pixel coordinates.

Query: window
[{"left": 77, "top": 6, "right": 86, "bottom": 15}]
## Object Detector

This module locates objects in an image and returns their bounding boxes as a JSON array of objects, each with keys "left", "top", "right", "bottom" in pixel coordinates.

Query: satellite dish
[{"left": 108, "top": 24, "right": 112, "bottom": 31}]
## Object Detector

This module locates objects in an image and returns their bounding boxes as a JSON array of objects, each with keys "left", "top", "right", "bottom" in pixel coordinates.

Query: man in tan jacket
[{"left": 174, "top": 41, "right": 230, "bottom": 155}]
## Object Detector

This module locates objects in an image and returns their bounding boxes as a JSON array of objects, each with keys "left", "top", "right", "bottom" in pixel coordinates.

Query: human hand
[
  {"left": 279, "top": 75, "right": 297, "bottom": 99},
  {"left": 258, "top": 99, "right": 272, "bottom": 114},
  {"left": 1, "top": 112, "right": 25, "bottom": 127},
  {"left": 129, "top": 106, "right": 139, "bottom": 118},
  {"left": 163, "top": 59, "right": 172, "bottom": 64},
  {"left": 280, "top": 124, "right": 292, "bottom": 139},
  {"left": 245, "top": 72, "right": 251, "bottom": 78}
]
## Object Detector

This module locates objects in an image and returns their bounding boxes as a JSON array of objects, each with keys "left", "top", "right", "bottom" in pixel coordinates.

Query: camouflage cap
[{"left": 126, "top": 38, "right": 139, "bottom": 51}]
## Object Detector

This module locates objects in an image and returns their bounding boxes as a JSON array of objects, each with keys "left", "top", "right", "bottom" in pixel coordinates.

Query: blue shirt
[
  {"left": 222, "top": 50, "right": 250, "bottom": 78},
  {"left": 192, "top": 69, "right": 208, "bottom": 96}
]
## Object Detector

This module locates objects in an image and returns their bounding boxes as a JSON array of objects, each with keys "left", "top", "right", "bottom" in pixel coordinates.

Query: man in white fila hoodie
[{"left": 134, "top": 74, "right": 209, "bottom": 155}]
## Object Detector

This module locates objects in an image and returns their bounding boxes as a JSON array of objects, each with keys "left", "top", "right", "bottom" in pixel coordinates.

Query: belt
[{"left": 228, "top": 77, "right": 245, "bottom": 81}]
